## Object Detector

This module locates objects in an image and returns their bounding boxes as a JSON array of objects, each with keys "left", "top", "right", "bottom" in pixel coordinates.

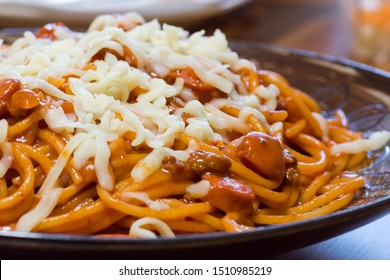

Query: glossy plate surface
[{"left": 1, "top": 42, "right": 389, "bottom": 260}]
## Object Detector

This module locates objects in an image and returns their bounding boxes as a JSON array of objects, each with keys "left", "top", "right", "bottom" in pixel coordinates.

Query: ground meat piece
[
  {"left": 283, "top": 148, "right": 298, "bottom": 168},
  {"left": 285, "top": 167, "right": 300, "bottom": 188},
  {"left": 161, "top": 150, "right": 232, "bottom": 180},
  {"left": 161, "top": 156, "right": 197, "bottom": 181},
  {"left": 282, "top": 148, "right": 300, "bottom": 187},
  {"left": 188, "top": 150, "right": 232, "bottom": 176},
  {"left": 161, "top": 156, "right": 186, "bottom": 174}
]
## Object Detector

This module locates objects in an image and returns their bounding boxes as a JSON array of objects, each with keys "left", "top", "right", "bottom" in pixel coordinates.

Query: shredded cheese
[
  {"left": 186, "top": 180, "right": 211, "bottom": 199},
  {"left": 38, "top": 133, "right": 92, "bottom": 194},
  {"left": 129, "top": 217, "right": 175, "bottom": 238},
  {"left": 331, "top": 131, "right": 390, "bottom": 155},
  {"left": 0, "top": 119, "right": 8, "bottom": 144},
  {"left": 0, "top": 142, "right": 13, "bottom": 178},
  {"left": 131, "top": 140, "right": 198, "bottom": 182},
  {"left": 312, "top": 112, "right": 329, "bottom": 141},
  {"left": 121, "top": 192, "right": 170, "bottom": 211},
  {"left": 15, "top": 188, "right": 63, "bottom": 232}
]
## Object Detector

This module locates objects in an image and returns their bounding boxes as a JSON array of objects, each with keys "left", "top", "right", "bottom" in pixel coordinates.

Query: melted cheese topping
[
  {"left": 131, "top": 139, "right": 198, "bottom": 182},
  {"left": 0, "top": 119, "right": 8, "bottom": 143},
  {"left": 312, "top": 112, "right": 329, "bottom": 141},
  {"left": 15, "top": 188, "right": 63, "bottom": 232},
  {"left": 0, "top": 120, "right": 12, "bottom": 177},
  {"left": 121, "top": 192, "right": 170, "bottom": 211},
  {"left": 331, "top": 131, "right": 390, "bottom": 155},
  {"left": 0, "top": 142, "right": 13, "bottom": 178},
  {"left": 186, "top": 180, "right": 211, "bottom": 199},
  {"left": 129, "top": 217, "right": 175, "bottom": 238}
]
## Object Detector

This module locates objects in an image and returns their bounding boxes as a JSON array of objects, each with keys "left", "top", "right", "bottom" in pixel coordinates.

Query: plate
[
  {"left": 0, "top": 0, "right": 251, "bottom": 27},
  {"left": 0, "top": 42, "right": 389, "bottom": 260}
]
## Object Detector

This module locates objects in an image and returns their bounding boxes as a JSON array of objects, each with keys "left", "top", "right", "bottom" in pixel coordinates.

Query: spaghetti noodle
[{"left": 0, "top": 13, "right": 388, "bottom": 238}]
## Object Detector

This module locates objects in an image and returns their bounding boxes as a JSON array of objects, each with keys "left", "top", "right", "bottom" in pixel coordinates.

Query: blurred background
[
  {"left": 0, "top": 0, "right": 389, "bottom": 71},
  {"left": 197, "top": 0, "right": 390, "bottom": 71}
]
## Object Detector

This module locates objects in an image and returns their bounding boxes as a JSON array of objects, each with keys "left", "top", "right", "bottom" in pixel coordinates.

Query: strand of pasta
[
  {"left": 66, "top": 210, "right": 126, "bottom": 234},
  {"left": 0, "top": 144, "right": 35, "bottom": 210},
  {"left": 250, "top": 193, "right": 354, "bottom": 224},
  {"left": 229, "top": 173, "right": 290, "bottom": 204},
  {"left": 13, "top": 142, "right": 53, "bottom": 174},
  {"left": 0, "top": 190, "right": 35, "bottom": 224},
  {"left": 37, "top": 130, "right": 83, "bottom": 184},
  {"left": 33, "top": 199, "right": 107, "bottom": 231},
  {"left": 97, "top": 184, "right": 213, "bottom": 220},
  {"left": 287, "top": 133, "right": 330, "bottom": 176},
  {"left": 42, "top": 207, "right": 116, "bottom": 233},
  {"left": 328, "top": 125, "right": 362, "bottom": 142},
  {"left": 162, "top": 199, "right": 223, "bottom": 231},
  {"left": 0, "top": 178, "right": 7, "bottom": 199},
  {"left": 221, "top": 105, "right": 267, "bottom": 133},
  {"left": 221, "top": 216, "right": 254, "bottom": 232},
  {"left": 51, "top": 186, "right": 98, "bottom": 216},
  {"left": 115, "top": 169, "right": 172, "bottom": 193},
  {"left": 347, "top": 152, "right": 367, "bottom": 169},
  {"left": 330, "top": 152, "right": 350, "bottom": 177},
  {"left": 299, "top": 171, "right": 331, "bottom": 204},
  {"left": 164, "top": 219, "right": 217, "bottom": 233},
  {"left": 247, "top": 115, "right": 267, "bottom": 133},
  {"left": 57, "top": 182, "right": 92, "bottom": 204},
  {"left": 290, "top": 174, "right": 364, "bottom": 214},
  {"left": 294, "top": 89, "right": 321, "bottom": 113},
  {"left": 259, "top": 184, "right": 299, "bottom": 210},
  {"left": 239, "top": 67, "right": 259, "bottom": 93},
  {"left": 258, "top": 70, "right": 323, "bottom": 137},
  {"left": 110, "top": 153, "right": 148, "bottom": 169},
  {"left": 262, "top": 110, "right": 288, "bottom": 124},
  {"left": 142, "top": 181, "right": 189, "bottom": 199},
  {"left": 191, "top": 213, "right": 224, "bottom": 231},
  {"left": 285, "top": 119, "right": 307, "bottom": 138},
  {"left": 7, "top": 107, "right": 44, "bottom": 138}
]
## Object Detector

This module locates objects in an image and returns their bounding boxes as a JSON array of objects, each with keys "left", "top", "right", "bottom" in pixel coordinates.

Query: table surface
[
  {"left": 0, "top": 0, "right": 389, "bottom": 261},
  {"left": 196, "top": 0, "right": 390, "bottom": 260},
  {"left": 195, "top": 0, "right": 355, "bottom": 59},
  {"left": 271, "top": 214, "right": 390, "bottom": 260}
]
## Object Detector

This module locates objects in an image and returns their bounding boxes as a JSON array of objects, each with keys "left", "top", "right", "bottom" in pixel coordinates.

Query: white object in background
[{"left": 0, "top": 0, "right": 251, "bottom": 26}]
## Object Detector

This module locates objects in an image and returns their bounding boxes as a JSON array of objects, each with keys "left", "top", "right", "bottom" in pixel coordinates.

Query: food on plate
[{"left": 0, "top": 13, "right": 388, "bottom": 238}]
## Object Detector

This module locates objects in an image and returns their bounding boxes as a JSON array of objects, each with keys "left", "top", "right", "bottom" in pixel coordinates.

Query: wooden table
[
  {"left": 196, "top": 0, "right": 390, "bottom": 260},
  {"left": 194, "top": 0, "right": 354, "bottom": 59}
]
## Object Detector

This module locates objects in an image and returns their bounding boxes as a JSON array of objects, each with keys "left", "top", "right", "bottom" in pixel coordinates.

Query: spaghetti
[{"left": 0, "top": 13, "right": 388, "bottom": 238}]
